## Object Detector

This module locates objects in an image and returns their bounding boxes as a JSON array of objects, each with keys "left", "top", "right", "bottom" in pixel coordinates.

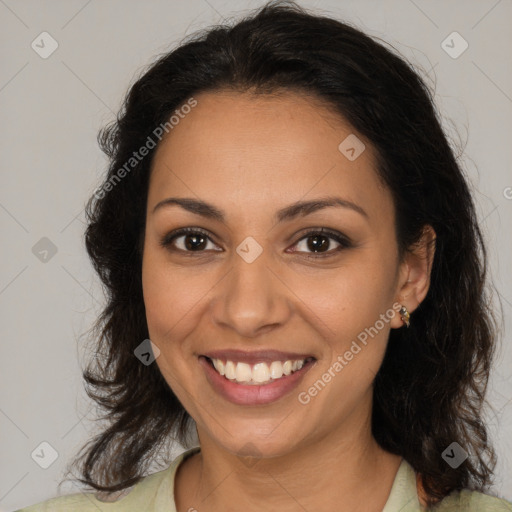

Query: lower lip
[{"left": 199, "top": 356, "right": 315, "bottom": 406}]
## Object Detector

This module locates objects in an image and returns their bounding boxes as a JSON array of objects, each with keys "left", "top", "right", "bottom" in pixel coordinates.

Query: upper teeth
[{"left": 210, "top": 358, "right": 307, "bottom": 385}]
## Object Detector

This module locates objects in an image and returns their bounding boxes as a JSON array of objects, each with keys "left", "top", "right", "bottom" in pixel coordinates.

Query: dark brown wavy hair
[{"left": 68, "top": 0, "right": 499, "bottom": 506}]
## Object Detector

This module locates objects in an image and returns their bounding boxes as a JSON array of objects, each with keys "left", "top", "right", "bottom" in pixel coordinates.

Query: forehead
[{"left": 148, "top": 90, "right": 393, "bottom": 226}]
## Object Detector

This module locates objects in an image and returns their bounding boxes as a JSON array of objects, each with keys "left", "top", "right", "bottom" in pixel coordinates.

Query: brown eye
[
  {"left": 181, "top": 232, "right": 208, "bottom": 251},
  {"left": 290, "top": 229, "right": 351, "bottom": 258},
  {"left": 160, "top": 228, "right": 220, "bottom": 253},
  {"left": 298, "top": 233, "right": 336, "bottom": 253}
]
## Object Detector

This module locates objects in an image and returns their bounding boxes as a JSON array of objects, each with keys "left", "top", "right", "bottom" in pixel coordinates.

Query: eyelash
[{"left": 159, "top": 227, "right": 352, "bottom": 259}]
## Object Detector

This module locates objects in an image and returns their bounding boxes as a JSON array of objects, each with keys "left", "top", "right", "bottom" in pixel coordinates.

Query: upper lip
[{"left": 201, "top": 349, "right": 315, "bottom": 365}]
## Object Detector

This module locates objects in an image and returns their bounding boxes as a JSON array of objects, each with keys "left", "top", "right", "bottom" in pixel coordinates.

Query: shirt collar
[{"left": 382, "top": 458, "right": 422, "bottom": 511}]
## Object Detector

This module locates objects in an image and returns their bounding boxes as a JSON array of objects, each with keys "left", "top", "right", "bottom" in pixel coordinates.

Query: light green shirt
[{"left": 16, "top": 447, "right": 512, "bottom": 511}]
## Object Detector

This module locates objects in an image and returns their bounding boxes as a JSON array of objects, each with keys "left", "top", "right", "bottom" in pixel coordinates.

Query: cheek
[
  {"left": 301, "top": 255, "right": 399, "bottom": 397},
  {"left": 141, "top": 249, "right": 215, "bottom": 348},
  {"left": 304, "top": 258, "right": 397, "bottom": 337},
  {"left": 297, "top": 265, "right": 396, "bottom": 423},
  {"left": 141, "top": 249, "right": 186, "bottom": 341},
  {"left": 141, "top": 253, "right": 200, "bottom": 393},
  {"left": 142, "top": 244, "right": 179, "bottom": 318},
  {"left": 142, "top": 253, "right": 170, "bottom": 334}
]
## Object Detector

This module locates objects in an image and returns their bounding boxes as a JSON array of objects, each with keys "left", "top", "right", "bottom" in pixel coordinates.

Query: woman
[{"left": 17, "top": 1, "right": 512, "bottom": 510}]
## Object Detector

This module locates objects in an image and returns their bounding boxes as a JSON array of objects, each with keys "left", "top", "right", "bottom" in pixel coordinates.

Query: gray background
[{"left": 1, "top": 0, "right": 511, "bottom": 509}]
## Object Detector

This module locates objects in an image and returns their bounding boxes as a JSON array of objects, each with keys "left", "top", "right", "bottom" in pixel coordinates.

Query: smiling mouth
[{"left": 202, "top": 356, "right": 316, "bottom": 386}]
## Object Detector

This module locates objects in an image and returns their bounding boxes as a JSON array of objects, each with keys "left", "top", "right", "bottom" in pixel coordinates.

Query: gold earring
[{"left": 399, "top": 306, "right": 410, "bottom": 328}]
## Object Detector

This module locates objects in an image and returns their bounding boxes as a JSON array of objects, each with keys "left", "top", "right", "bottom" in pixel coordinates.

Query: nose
[{"left": 210, "top": 245, "right": 292, "bottom": 338}]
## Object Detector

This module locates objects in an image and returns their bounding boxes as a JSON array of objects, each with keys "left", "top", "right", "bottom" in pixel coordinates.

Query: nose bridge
[{"left": 211, "top": 239, "right": 290, "bottom": 336}]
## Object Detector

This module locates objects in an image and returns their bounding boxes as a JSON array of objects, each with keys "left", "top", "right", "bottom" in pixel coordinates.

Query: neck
[{"left": 175, "top": 419, "right": 402, "bottom": 512}]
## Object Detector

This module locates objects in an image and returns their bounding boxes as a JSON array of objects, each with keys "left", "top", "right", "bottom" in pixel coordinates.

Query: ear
[{"left": 390, "top": 225, "right": 436, "bottom": 329}]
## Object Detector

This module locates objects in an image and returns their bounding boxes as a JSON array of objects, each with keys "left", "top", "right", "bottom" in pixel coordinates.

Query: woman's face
[{"left": 142, "top": 90, "right": 411, "bottom": 458}]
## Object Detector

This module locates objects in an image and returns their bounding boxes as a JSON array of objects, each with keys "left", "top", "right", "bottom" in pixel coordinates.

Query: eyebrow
[{"left": 152, "top": 196, "right": 368, "bottom": 223}]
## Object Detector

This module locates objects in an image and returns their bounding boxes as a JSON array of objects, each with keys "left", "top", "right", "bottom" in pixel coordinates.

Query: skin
[{"left": 142, "top": 90, "right": 436, "bottom": 512}]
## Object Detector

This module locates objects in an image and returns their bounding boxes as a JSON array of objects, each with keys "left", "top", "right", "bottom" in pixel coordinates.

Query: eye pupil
[
  {"left": 308, "top": 234, "right": 329, "bottom": 253},
  {"left": 185, "top": 234, "right": 207, "bottom": 251}
]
